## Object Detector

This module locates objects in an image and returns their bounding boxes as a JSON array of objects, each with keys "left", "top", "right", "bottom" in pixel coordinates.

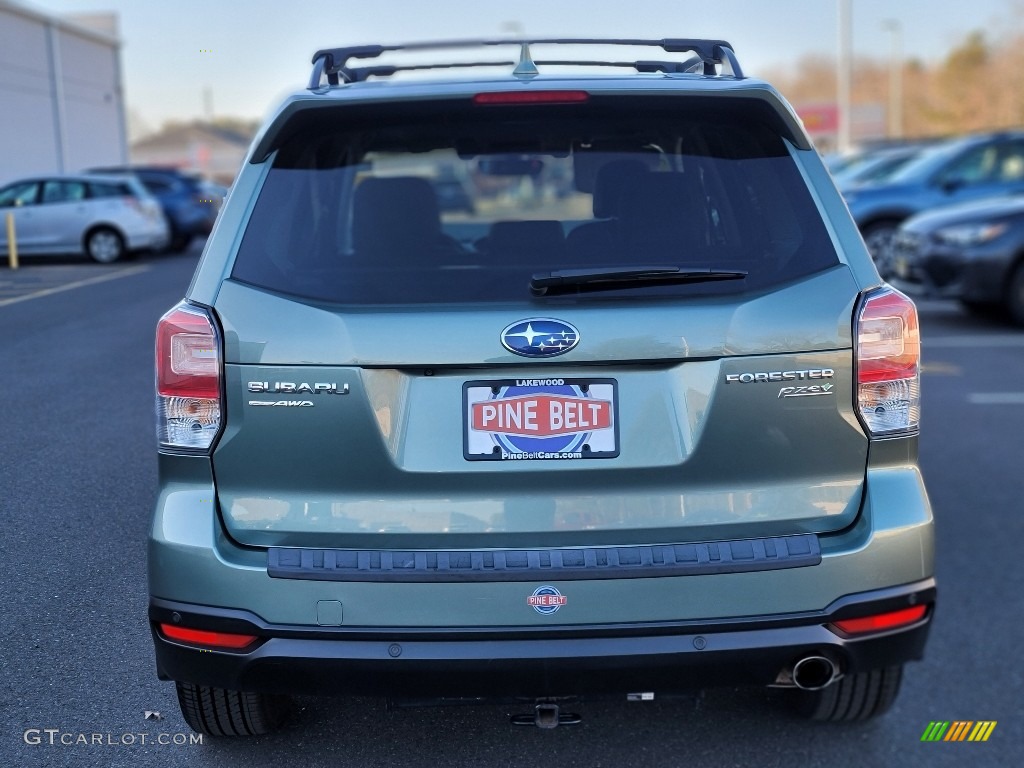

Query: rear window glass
[
  {"left": 88, "top": 182, "right": 130, "bottom": 198},
  {"left": 41, "top": 181, "right": 87, "bottom": 204},
  {"left": 232, "top": 96, "right": 839, "bottom": 304},
  {"left": 141, "top": 178, "right": 174, "bottom": 194}
]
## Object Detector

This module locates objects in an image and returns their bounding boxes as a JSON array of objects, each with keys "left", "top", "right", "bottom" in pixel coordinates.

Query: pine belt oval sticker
[{"left": 528, "top": 585, "right": 566, "bottom": 615}]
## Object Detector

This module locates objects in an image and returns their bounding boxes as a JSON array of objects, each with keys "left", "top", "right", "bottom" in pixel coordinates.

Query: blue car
[
  {"left": 843, "top": 132, "right": 1024, "bottom": 276},
  {"left": 831, "top": 146, "right": 924, "bottom": 192},
  {"left": 87, "top": 166, "right": 218, "bottom": 252},
  {"left": 893, "top": 194, "right": 1024, "bottom": 325}
]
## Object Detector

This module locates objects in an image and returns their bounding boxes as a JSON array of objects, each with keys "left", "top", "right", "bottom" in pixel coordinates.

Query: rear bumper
[
  {"left": 127, "top": 229, "right": 170, "bottom": 252},
  {"left": 149, "top": 453, "right": 935, "bottom": 697},
  {"left": 150, "top": 580, "right": 934, "bottom": 698},
  {"left": 167, "top": 204, "right": 216, "bottom": 237},
  {"left": 124, "top": 218, "right": 170, "bottom": 252}
]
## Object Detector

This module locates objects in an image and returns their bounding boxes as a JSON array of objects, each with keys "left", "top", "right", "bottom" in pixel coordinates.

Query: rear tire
[
  {"left": 959, "top": 298, "right": 998, "bottom": 314},
  {"left": 85, "top": 227, "right": 125, "bottom": 264},
  {"left": 175, "top": 681, "right": 289, "bottom": 736},
  {"left": 1006, "top": 262, "right": 1024, "bottom": 327},
  {"left": 792, "top": 665, "right": 903, "bottom": 722}
]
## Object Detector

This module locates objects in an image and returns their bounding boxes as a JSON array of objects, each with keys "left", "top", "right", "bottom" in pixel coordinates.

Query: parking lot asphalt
[
  {"left": 0, "top": 261, "right": 150, "bottom": 307},
  {"left": 0, "top": 249, "right": 1021, "bottom": 767}
]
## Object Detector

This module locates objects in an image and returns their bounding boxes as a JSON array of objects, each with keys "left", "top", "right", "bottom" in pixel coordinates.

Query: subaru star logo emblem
[{"left": 501, "top": 318, "right": 579, "bottom": 358}]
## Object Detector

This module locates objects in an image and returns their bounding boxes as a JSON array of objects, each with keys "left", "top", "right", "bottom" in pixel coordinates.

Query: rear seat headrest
[{"left": 353, "top": 177, "right": 441, "bottom": 257}]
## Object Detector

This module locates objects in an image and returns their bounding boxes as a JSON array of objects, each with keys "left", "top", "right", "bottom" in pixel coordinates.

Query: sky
[{"left": 21, "top": 0, "right": 1020, "bottom": 129}]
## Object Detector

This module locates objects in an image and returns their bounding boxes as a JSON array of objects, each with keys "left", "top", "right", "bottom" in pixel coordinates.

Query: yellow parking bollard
[{"left": 5, "top": 211, "right": 18, "bottom": 270}]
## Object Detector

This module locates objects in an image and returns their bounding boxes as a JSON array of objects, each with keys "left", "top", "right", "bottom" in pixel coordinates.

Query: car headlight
[{"left": 933, "top": 222, "right": 1008, "bottom": 247}]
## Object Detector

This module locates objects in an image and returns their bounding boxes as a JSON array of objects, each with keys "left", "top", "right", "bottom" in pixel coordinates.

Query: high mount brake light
[
  {"left": 855, "top": 287, "right": 920, "bottom": 436},
  {"left": 830, "top": 604, "right": 928, "bottom": 636},
  {"left": 473, "top": 90, "right": 590, "bottom": 105},
  {"left": 156, "top": 302, "right": 222, "bottom": 451}
]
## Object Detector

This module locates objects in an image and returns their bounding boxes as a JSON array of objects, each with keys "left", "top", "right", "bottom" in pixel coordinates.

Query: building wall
[
  {"left": 0, "top": 8, "right": 61, "bottom": 181},
  {"left": 58, "top": 27, "right": 126, "bottom": 173},
  {"left": 0, "top": 1, "right": 126, "bottom": 184}
]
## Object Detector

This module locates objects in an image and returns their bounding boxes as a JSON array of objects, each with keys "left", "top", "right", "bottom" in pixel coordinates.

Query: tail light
[
  {"left": 143, "top": 199, "right": 164, "bottom": 219},
  {"left": 125, "top": 196, "right": 162, "bottom": 221},
  {"left": 855, "top": 287, "right": 920, "bottom": 436},
  {"left": 156, "top": 302, "right": 221, "bottom": 451}
]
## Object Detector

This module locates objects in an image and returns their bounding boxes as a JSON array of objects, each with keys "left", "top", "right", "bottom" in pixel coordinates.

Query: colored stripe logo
[{"left": 921, "top": 721, "right": 997, "bottom": 742}]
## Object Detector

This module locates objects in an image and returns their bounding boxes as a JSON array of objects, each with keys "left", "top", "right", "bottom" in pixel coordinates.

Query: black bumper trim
[
  {"left": 149, "top": 579, "right": 934, "bottom": 698},
  {"left": 267, "top": 534, "right": 821, "bottom": 583}
]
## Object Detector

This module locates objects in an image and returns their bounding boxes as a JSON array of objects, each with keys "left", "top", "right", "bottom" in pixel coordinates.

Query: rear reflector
[
  {"left": 855, "top": 287, "right": 920, "bottom": 435},
  {"left": 156, "top": 302, "right": 221, "bottom": 451},
  {"left": 473, "top": 90, "right": 589, "bottom": 105},
  {"left": 831, "top": 604, "right": 928, "bottom": 636},
  {"left": 159, "top": 623, "right": 257, "bottom": 650}
]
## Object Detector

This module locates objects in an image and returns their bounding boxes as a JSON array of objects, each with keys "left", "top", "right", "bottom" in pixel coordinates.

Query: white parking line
[
  {"left": 920, "top": 361, "right": 961, "bottom": 375},
  {"left": 968, "top": 393, "right": 1024, "bottom": 405},
  {"left": 0, "top": 265, "right": 150, "bottom": 308},
  {"left": 926, "top": 335, "right": 1024, "bottom": 348}
]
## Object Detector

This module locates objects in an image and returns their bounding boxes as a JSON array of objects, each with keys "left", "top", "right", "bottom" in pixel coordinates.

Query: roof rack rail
[{"left": 308, "top": 38, "right": 742, "bottom": 89}]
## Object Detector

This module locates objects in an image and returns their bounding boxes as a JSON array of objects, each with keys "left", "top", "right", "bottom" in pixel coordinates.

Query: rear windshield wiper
[{"left": 530, "top": 266, "right": 748, "bottom": 296}]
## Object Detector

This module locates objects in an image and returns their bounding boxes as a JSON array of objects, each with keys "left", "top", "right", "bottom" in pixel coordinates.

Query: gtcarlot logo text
[{"left": 24, "top": 729, "right": 202, "bottom": 746}]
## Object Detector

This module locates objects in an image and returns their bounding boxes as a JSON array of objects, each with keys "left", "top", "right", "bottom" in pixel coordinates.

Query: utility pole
[
  {"left": 837, "top": 0, "right": 853, "bottom": 152},
  {"left": 883, "top": 19, "right": 903, "bottom": 139}
]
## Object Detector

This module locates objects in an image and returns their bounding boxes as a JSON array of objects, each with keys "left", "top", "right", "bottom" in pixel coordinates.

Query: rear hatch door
[{"left": 208, "top": 91, "right": 865, "bottom": 549}]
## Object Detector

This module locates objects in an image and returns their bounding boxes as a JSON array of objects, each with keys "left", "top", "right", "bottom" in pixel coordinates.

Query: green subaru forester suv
[{"left": 149, "top": 39, "right": 934, "bottom": 735}]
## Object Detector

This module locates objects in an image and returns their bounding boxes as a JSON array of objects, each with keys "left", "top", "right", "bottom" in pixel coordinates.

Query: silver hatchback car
[{"left": 0, "top": 173, "right": 169, "bottom": 262}]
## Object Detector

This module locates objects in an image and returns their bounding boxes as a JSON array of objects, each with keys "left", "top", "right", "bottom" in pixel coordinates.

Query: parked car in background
[
  {"left": 87, "top": 165, "right": 218, "bottom": 252},
  {"left": 892, "top": 194, "right": 1024, "bottom": 325},
  {"left": 822, "top": 152, "right": 858, "bottom": 175},
  {"left": 0, "top": 174, "right": 168, "bottom": 263},
  {"left": 831, "top": 146, "right": 924, "bottom": 192},
  {"left": 843, "top": 132, "right": 1024, "bottom": 276},
  {"left": 433, "top": 174, "right": 474, "bottom": 214},
  {"left": 197, "top": 180, "right": 229, "bottom": 211},
  {"left": 148, "top": 38, "right": 935, "bottom": 737}
]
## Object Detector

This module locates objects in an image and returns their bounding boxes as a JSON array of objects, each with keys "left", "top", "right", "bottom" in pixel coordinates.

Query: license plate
[{"left": 464, "top": 378, "right": 618, "bottom": 461}]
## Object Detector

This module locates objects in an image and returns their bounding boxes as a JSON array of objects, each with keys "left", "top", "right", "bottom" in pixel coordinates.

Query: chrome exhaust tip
[{"left": 792, "top": 655, "right": 838, "bottom": 691}]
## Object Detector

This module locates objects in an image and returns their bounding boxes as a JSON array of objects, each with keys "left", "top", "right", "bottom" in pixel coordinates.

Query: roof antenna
[{"left": 512, "top": 42, "right": 539, "bottom": 78}]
